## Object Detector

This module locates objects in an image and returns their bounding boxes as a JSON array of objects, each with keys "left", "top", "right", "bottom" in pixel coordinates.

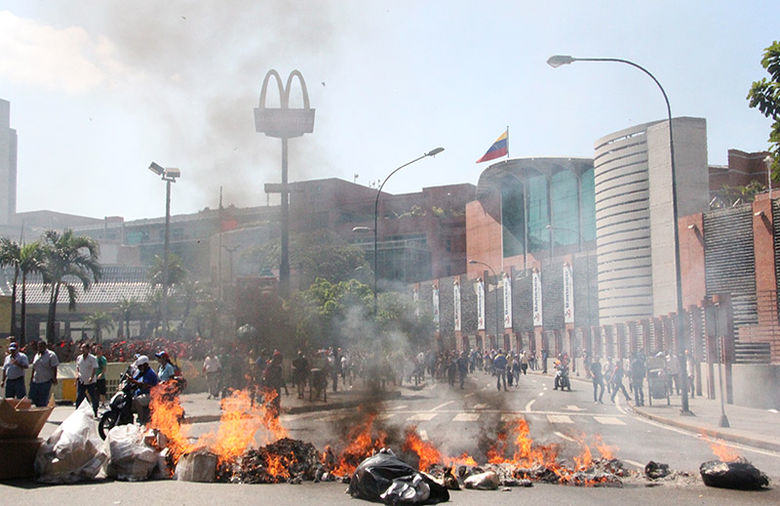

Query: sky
[{"left": 0, "top": 1, "right": 777, "bottom": 220}]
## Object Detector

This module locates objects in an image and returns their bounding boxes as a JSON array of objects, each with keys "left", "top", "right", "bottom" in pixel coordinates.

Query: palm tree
[
  {"left": 19, "top": 242, "right": 43, "bottom": 344},
  {"left": 0, "top": 238, "right": 21, "bottom": 337},
  {"left": 149, "top": 253, "right": 187, "bottom": 288},
  {"left": 40, "top": 230, "right": 101, "bottom": 342},
  {"left": 115, "top": 297, "right": 141, "bottom": 339},
  {"left": 85, "top": 311, "right": 115, "bottom": 344}
]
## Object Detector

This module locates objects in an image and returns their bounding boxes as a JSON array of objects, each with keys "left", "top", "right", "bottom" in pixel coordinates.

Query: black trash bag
[
  {"left": 644, "top": 461, "right": 671, "bottom": 480},
  {"left": 348, "top": 450, "right": 450, "bottom": 504},
  {"left": 700, "top": 459, "right": 770, "bottom": 490}
]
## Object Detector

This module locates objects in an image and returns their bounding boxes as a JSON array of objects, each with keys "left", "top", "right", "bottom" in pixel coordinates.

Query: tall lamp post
[
  {"left": 149, "top": 162, "right": 181, "bottom": 338},
  {"left": 372, "top": 147, "right": 444, "bottom": 317},
  {"left": 469, "top": 259, "right": 502, "bottom": 348},
  {"left": 547, "top": 54, "right": 692, "bottom": 415}
]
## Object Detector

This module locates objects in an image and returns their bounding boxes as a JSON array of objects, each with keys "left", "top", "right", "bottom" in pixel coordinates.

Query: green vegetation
[{"left": 747, "top": 40, "right": 780, "bottom": 177}]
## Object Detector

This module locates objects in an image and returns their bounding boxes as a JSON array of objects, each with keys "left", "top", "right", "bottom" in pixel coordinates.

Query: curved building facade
[{"left": 594, "top": 117, "right": 708, "bottom": 325}]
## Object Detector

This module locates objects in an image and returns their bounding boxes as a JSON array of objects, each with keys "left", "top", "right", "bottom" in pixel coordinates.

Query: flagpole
[{"left": 506, "top": 125, "right": 509, "bottom": 159}]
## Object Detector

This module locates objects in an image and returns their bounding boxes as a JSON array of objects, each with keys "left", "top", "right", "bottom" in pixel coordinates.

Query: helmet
[
  {"left": 134, "top": 355, "right": 150, "bottom": 367},
  {"left": 155, "top": 351, "right": 169, "bottom": 360}
]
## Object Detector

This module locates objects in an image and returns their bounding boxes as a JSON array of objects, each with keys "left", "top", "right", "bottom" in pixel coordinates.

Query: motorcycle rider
[
  {"left": 128, "top": 355, "right": 159, "bottom": 424},
  {"left": 155, "top": 351, "right": 176, "bottom": 382}
]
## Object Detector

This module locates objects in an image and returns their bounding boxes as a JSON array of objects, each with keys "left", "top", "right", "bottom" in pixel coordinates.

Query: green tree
[
  {"left": 747, "top": 40, "right": 780, "bottom": 176},
  {"left": 19, "top": 242, "right": 44, "bottom": 344},
  {"left": 85, "top": 311, "right": 115, "bottom": 344},
  {"left": 40, "top": 230, "right": 101, "bottom": 341},
  {"left": 149, "top": 253, "right": 188, "bottom": 289},
  {"left": 115, "top": 297, "right": 142, "bottom": 339},
  {"left": 0, "top": 237, "right": 21, "bottom": 337}
]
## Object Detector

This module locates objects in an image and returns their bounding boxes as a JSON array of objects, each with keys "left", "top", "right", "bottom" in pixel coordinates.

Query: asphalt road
[{"left": 5, "top": 369, "right": 778, "bottom": 504}]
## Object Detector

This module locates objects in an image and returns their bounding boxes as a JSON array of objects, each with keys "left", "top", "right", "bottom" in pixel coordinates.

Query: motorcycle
[
  {"left": 98, "top": 367, "right": 187, "bottom": 440},
  {"left": 554, "top": 363, "right": 572, "bottom": 391},
  {"left": 98, "top": 366, "right": 136, "bottom": 440}
]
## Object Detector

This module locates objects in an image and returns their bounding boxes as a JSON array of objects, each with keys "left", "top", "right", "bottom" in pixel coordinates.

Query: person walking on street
[
  {"left": 520, "top": 350, "right": 529, "bottom": 375},
  {"left": 590, "top": 358, "right": 604, "bottom": 404},
  {"left": 2, "top": 342, "right": 29, "bottom": 399},
  {"left": 292, "top": 350, "right": 309, "bottom": 399},
  {"left": 610, "top": 361, "right": 631, "bottom": 403},
  {"left": 630, "top": 352, "right": 646, "bottom": 407},
  {"left": 493, "top": 350, "right": 508, "bottom": 391},
  {"left": 542, "top": 348, "right": 549, "bottom": 374},
  {"left": 263, "top": 351, "right": 285, "bottom": 416},
  {"left": 203, "top": 352, "right": 222, "bottom": 399},
  {"left": 30, "top": 341, "right": 58, "bottom": 407},
  {"left": 75, "top": 343, "right": 100, "bottom": 416},
  {"left": 457, "top": 351, "right": 469, "bottom": 389},
  {"left": 93, "top": 344, "right": 108, "bottom": 408}
]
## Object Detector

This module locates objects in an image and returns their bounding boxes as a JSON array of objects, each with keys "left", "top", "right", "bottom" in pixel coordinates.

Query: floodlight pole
[
  {"left": 547, "top": 54, "right": 693, "bottom": 415},
  {"left": 163, "top": 177, "right": 171, "bottom": 337}
]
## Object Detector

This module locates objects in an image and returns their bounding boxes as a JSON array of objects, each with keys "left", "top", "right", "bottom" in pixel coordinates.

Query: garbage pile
[
  {"left": 222, "top": 438, "right": 322, "bottom": 483},
  {"left": 700, "top": 458, "right": 770, "bottom": 491}
]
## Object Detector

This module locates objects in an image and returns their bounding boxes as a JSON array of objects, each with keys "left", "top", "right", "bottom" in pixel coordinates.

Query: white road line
[
  {"left": 501, "top": 414, "right": 521, "bottom": 422},
  {"left": 391, "top": 405, "right": 408, "bottom": 410},
  {"left": 431, "top": 400, "right": 455, "bottom": 411},
  {"left": 623, "top": 459, "right": 644, "bottom": 469},
  {"left": 593, "top": 416, "right": 626, "bottom": 425},
  {"left": 525, "top": 399, "right": 536, "bottom": 411},
  {"left": 538, "top": 392, "right": 544, "bottom": 397},
  {"left": 464, "top": 392, "right": 475, "bottom": 398},
  {"left": 554, "top": 431, "right": 577, "bottom": 442},
  {"left": 547, "top": 414, "right": 574, "bottom": 424},
  {"left": 473, "top": 403, "right": 488, "bottom": 410},
  {"left": 419, "top": 429, "right": 429, "bottom": 441},
  {"left": 565, "top": 405, "right": 585, "bottom": 412},
  {"left": 407, "top": 412, "right": 438, "bottom": 422},
  {"left": 453, "top": 413, "right": 480, "bottom": 422},
  {"left": 378, "top": 413, "right": 396, "bottom": 421}
]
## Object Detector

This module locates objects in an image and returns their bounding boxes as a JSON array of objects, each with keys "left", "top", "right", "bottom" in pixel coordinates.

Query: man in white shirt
[
  {"left": 75, "top": 343, "right": 100, "bottom": 416},
  {"left": 202, "top": 353, "right": 222, "bottom": 399},
  {"left": 30, "top": 341, "right": 59, "bottom": 407},
  {"left": 2, "top": 342, "right": 29, "bottom": 399}
]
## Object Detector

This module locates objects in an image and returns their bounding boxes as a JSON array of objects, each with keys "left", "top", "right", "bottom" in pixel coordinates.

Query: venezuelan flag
[{"left": 476, "top": 129, "right": 509, "bottom": 163}]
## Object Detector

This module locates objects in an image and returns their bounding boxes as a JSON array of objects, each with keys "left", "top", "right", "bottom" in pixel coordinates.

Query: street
[{"left": 4, "top": 369, "right": 779, "bottom": 504}]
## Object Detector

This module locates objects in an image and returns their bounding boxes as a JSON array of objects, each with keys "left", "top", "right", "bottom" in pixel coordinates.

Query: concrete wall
[
  {"left": 648, "top": 117, "right": 709, "bottom": 316},
  {"left": 0, "top": 99, "right": 16, "bottom": 225},
  {"left": 731, "top": 364, "right": 779, "bottom": 409}
]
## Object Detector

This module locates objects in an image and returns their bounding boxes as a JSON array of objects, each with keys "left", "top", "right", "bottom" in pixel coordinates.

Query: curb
[
  {"left": 182, "top": 390, "right": 402, "bottom": 424},
  {"left": 631, "top": 407, "right": 780, "bottom": 453}
]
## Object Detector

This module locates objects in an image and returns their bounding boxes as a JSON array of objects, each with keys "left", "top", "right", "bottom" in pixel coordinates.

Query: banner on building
[
  {"left": 412, "top": 285, "right": 419, "bottom": 317},
  {"left": 432, "top": 282, "right": 440, "bottom": 331},
  {"left": 563, "top": 263, "right": 574, "bottom": 324},
  {"left": 532, "top": 270, "right": 543, "bottom": 327},
  {"left": 453, "top": 279, "right": 461, "bottom": 332},
  {"left": 503, "top": 272, "right": 512, "bottom": 329},
  {"left": 476, "top": 278, "right": 485, "bottom": 331}
]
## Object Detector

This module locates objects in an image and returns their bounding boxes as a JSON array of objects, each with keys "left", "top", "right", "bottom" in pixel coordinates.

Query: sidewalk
[
  {"left": 632, "top": 394, "right": 780, "bottom": 452},
  {"left": 529, "top": 368, "right": 780, "bottom": 452}
]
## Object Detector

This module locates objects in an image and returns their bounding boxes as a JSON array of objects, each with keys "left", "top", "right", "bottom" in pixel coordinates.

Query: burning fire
[
  {"left": 325, "top": 412, "right": 387, "bottom": 476},
  {"left": 708, "top": 438, "right": 740, "bottom": 462},
  {"left": 149, "top": 384, "right": 290, "bottom": 469},
  {"left": 402, "top": 426, "right": 442, "bottom": 472},
  {"left": 486, "top": 417, "right": 558, "bottom": 468}
]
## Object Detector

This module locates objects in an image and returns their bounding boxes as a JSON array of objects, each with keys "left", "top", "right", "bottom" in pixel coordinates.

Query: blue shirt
[
  {"left": 493, "top": 354, "right": 507, "bottom": 370},
  {"left": 134, "top": 367, "right": 159, "bottom": 396},
  {"left": 158, "top": 362, "right": 175, "bottom": 382}
]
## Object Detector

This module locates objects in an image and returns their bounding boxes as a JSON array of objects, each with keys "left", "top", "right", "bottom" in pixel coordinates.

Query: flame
[
  {"left": 403, "top": 426, "right": 442, "bottom": 472},
  {"left": 487, "top": 417, "right": 559, "bottom": 467},
  {"left": 571, "top": 434, "right": 593, "bottom": 471},
  {"left": 328, "top": 412, "right": 387, "bottom": 476},
  {"left": 445, "top": 452, "right": 478, "bottom": 467},
  {"left": 265, "top": 452, "right": 292, "bottom": 481},
  {"left": 149, "top": 385, "right": 289, "bottom": 469},
  {"left": 709, "top": 438, "right": 740, "bottom": 462},
  {"left": 593, "top": 434, "right": 616, "bottom": 460}
]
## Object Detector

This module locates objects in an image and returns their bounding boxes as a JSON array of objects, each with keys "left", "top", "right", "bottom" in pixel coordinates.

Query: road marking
[
  {"left": 473, "top": 403, "right": 488, "bottom": 410},
  {"left": 623, "top": 459, "right": 644, "bottom": 469},
  {"left": 547, "top": 414, "right": 574, "bottom": 424},
  {"left": 565, "top": 405, "right": 584, "bottom": 412},
  {"left": 419, "top": 429, "right": 429, "bottom": 441},
  {"left": 378, "top": 413, "right": 396, "bottom": 421},
  {"left": 593, "top": 416, "right": 626, "bottom": 425},
  {"left": 407, "top": 413, "right": 437, "bottom": 422},
  {"left": 501, "top": 414, "right": 521, "bottom": 422},
  {"left": 391, "top": 405, "right": 408, "bottom": 410},
  {"left": 431, "top": 400, "right": 455, "bottom": 411},
  {"left": 525, "top": 399, "right": 536, "bottom": 411},
  {"left": 453, "top": 413, "right": 480, "bottom": 422},
  {"left": 554, "top": 431, "right": 576, "bottom": 442},
  {"left": 485, "top": 383, "right": 492, "bottom": 389},
  {"left": 464, "top": 392, "right": 475, "bottom": 398},
  {"left": 538, "top": 392, "right": 544, "bottom": 397}
]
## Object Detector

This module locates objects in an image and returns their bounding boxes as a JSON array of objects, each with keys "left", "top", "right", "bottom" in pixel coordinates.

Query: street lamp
[
  {"left": 373, "top": 147, "right": 444, "bottom": 317},
  {"left": 548, "top": 54, "right": 693, "bottom": 415},
  {"left": 469, "top": 259, "right": 502, "bottom": 349},
  {"left": 148, "top": 162, "right": 181, "bottom": 338},
  {"left": 765, "top": 155, "right": 773, "bottom": 201}
]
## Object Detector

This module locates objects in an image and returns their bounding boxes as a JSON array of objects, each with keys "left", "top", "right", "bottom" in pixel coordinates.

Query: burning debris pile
[
  {"left": 226, "top": 438, "right": 321, "bottom": 484},
  {"left": 699, "top": 439, "right": 770, "bottom": 491}
]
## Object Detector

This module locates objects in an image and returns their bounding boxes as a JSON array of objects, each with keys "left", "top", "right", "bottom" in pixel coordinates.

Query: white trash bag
[
  {"left": 106, "top": 424, "right": 158, "bottom": 481},
  {"left": 34, "top": 399, "right": 108, "bottom": 483}
]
